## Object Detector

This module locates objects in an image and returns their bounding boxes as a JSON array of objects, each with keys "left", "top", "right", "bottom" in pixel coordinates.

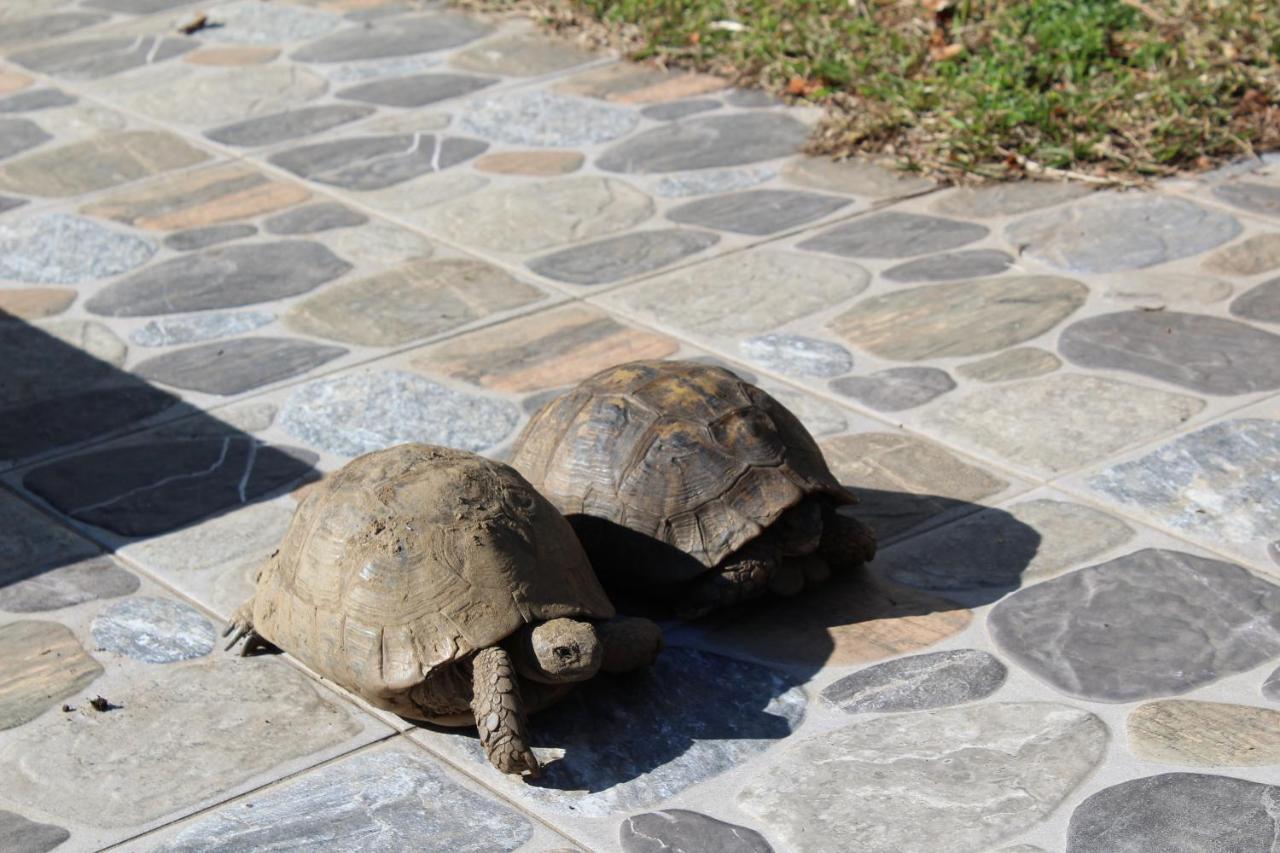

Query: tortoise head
[{"left": 509, "top": 618, "right": 602, "bottom": 684}]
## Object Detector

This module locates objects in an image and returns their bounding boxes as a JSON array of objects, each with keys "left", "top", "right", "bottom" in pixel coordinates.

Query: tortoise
[
  {"left": 224, "top": 444, "right": 663, "bottom": 778},
  {"left": 509, "top": 360, "right": 877, "bottom": 616}
]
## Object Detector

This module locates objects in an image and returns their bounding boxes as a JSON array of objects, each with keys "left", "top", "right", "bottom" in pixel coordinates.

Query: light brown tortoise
[
  {"left": 224, "top": 444, "right": 662, "bottom": 777},
  {"left": 509, "top": 360, "right": 877, "bottom": 617}
]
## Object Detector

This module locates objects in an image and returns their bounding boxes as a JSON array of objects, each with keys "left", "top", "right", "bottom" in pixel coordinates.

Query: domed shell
[
  {"left": 250, "top": 444, "right": 614, "bottom": 701},
  {"left": 510, "top": 360, "right": 854, "bottom": 570}
]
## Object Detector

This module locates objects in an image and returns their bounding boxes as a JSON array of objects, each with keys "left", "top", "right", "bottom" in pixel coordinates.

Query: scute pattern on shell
[
  {"left": 510, "top": 361, "right": 853, "bottom": 569},
  {"left": 249, "top": 445, "right": 613, "bottom": 718}
]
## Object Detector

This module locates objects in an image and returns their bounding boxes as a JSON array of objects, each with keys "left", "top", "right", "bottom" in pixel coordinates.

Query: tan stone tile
[
  {"left": 1202, "top": 233, "right": 1280, "bottom": 277},
  {"left": 0, "top": 620, "right": 103, "bottom": 730},
  {"left": 472, "top": 150, "right": 584, "bottom": 176},
  {"left": 0, "top": 70, "right": 33, "bottom": 95},
  {"left": 1128, "top": 700, "right": 1280, "bottom": 767},
  {"left": 0, "top": 132, "right": 210, "bottom": 198},
  {"left": 611, "top": 73, "right": 730, "bottom": 104},
  {"left": 412, "top": 304, "right": 678, "bottom": 394},
  {"left": 81, "top": 163, "right": 310, "bottom": 230},
  {"left": 0, "top": 288, "right": 76, "bottom": 321},
  {"left": 555, "top": 63, "right": 727, "bottom": 103},
  {"left": 183, "top": 46, "right": 281, "bottom": 66}
]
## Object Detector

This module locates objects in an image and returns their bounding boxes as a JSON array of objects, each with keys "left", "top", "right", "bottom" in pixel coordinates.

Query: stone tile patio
[{"left": 0, "top": 1, "right": 1277, "bottom": 851}]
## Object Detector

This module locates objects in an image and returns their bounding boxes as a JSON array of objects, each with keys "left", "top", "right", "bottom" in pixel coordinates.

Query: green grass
[{"left": 485, "top": 0, "right": 1280, "bottom": 181}]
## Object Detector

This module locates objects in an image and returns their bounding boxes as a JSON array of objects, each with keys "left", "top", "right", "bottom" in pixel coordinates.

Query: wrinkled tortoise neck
[{"left": 506, "top": 618, "right": 602, "bottom": 684}]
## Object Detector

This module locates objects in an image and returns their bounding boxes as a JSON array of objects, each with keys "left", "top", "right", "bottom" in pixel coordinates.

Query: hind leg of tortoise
[
  {"left": 595, "top": 617, "right": 664, "bottom": 672},
  {"left": 471, "top": 646, "right": 541, "bottom": 777},
  {"left": 680, "top": 544, "right": 774, "bottom": 618},
  {"left": 222, "top": 600, "right": 277, "bottom": 656},
  {"left": 820, "top": 505, "right": 877, "bottom": 569}
]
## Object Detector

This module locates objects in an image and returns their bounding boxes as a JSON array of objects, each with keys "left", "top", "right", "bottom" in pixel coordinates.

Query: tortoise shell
[
  {"left": 249, "top": 444, "right": 614, "bottom": 710},
  {"left": 509, "top": 360, "right": 854, "bottom": 577}
]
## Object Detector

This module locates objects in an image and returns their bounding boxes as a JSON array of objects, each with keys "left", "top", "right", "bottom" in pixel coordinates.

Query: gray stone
[
  {"left": 597, "top": 113, "right": 808, "bottom": 173},
  {"left": 782, "top": 156, "right": 936, "bottom": 200},
  {"left": 292, "top": 13, "right": 491, "bottom": 62},
  {"left": 529, "top": 228, "right": 719, "bottom": 285},
  {"left": 1264, "top": 666, "right": 1279, "bottom": 701},
  {"left": 923, "top": 374, "right": 1203, "bottom": 474},
  {"left": 125, "top": 66, "right": 329, "bottom": 127},
  {"left": 667, "top": 189, "right": 849, "bottom": 235},
  {"left": 1230, "top": 277, "right": 1280, "bottom": 323},
  {"left": 0, "top": 810, "right": 69, "bottom": 853},
  {"left": 831, "top": 276, "right": 1087, "bottom": 361},
  {"left": 685, "top": 356, "right": 758, "bottom": 384},
  {"left": 1102, "top": 272, "right": 1233, "bottom": 307},
  {"left": 798, "top": 211, "right": 988, "bottom": 259},
  {"left": 641, "top": 99, "right": 721, "bottom": 121},
  {"left": 162, "top": 224, "right": 257, "bottom": 251},
  {"left": 652, "top": 167, "right": 776, "bottom": 198},
  {"left": 956, "top": 348, "right": 1061, "bottom": 382},
  {"left": 87, "top": 242, "right": 352, "bottom": 316},
  {"left": 1204, "top": 233, "right": 1280, "bottom": 276},
  {"left": 0, "top": 657, "right": 364, "bottom": 827},
  {"left": 156, "top": 746, "right": 532, "bottom": 852},
  {"left": 0, "top": 89, "right": 76, "bottom": 113},
  {"left": 10, "top": 36, "right": 194, "bottom": 79},
  {"left": 122, "top": 502, "right": 292, "bottom": 575},
  {"left": 196, "top": 0, "right": 343, "bottom": 45},
  {"left": 830, "top": 368, "right": 954, "bottom": 411},
  {"left": 991, "top": 548, "right": 1280, "bottom": 701},
  {"left": 1067, "top": 773, "right": 1280, "bottom": 853},
  {"left": 450, "top": 32, "right": 597, "bottom": 77},
  {"left": 130, "top": 311, "right": 275, "bottom": 347},
  {"left": 1060, "top": 310, "right": 1280, "bottom": 394},
  {"left": 23, "top": 437, "right": 318, "bottom": 537},
  {"left": 0, "top": 213, "right": 154, "bottom": 284},
  {"left": 884, "top": 499, "right": 1135, "bottom": 603},
  {"left": 765, "top": 385, "right": 848, "bottom": 436},
  {"left": 603, "top": 248, "right": 868, "bottom": 340},
  {"left": 930, "top": 181, "right": 1092, "bottom": 218},
  {"left": 445, "top": 648, "right": 804, "bottom": 817},
  {"left": 458, "top": 90, "right": 639, "bottom": 147},
  {"left": 269, "top": 134, "right": 488, "bottom": 190},
  {"left": 0, "top": 195, "right": 25, "bottom": 213},
  {"left": 280, "top": 370, "right": 518, "bottom": 456},
  {"left": 0, "top": 555, "right": 139, "bottom": 613},
  {"left": 0, "top": 12, "right": 109, "bottom": 47},
  {"left": 1088, "top": 419, "right": 1280, "bottom": 561},
  {"left": 1006, "top": 195, "right": 1242, "bottom": 273},
  {"left": 740, "top": 334, "right": 852, "bottom": 378},
  {"left": 315, "top": 55, "right": 443, "bottom": 84},
  {"left": 82, "top": 0, "right": 192, "bottom": 11},
  {"left": 91, "top": 597, "right": 216, "bottom": 663},
  {"left": 0, "top": 620, "right": 102, "bottom": 730},
  {"left": 738, "top": 702, "right": 1106, "bottom": 853},
  {"left": 725, "top": 88, "right": 781, "bottom": 107},
  {"left": 338, "top": 73, "right": 497, "bottom": 107},
  {"left": 0, "top": 117, "right": 49, "bottom": 160},
  {"left": 821, "top": 650, "right": 1007, "bottom": 713},
  {"left": 1212, "top": 181, "right": 1280, "bottom": 216},
  {"left": 154, "top": 401, "right": 277, "bottom": 438},
  {"left": 135, "top": 337, "right": 347, "bottom": 396},
  {"left": 264, "top": 202, "right": 368, "bottom": 235},
  {"left": 882, "top": 249, "right": 1015, "bottom": 283},
  {"left": 420, "top": 176, "right": 653, "bottom": 253},
  {"left": 205, "top": 104, "right": 375, "bottom": 147},
  {"left": 620, "top": 810, "right": 773, "bottom": 853}
]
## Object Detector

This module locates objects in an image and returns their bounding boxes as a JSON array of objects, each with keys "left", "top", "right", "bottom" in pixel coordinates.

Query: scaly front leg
[{"left": 470, "top": 646, "right": 540, "bottom": 778}]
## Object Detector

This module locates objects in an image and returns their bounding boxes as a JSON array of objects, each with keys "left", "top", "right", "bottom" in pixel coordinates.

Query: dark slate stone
[
  {"left": 83, "top": 0, "right": 195, "bottom": 11},
  {"left": 0, "top": 809, "right": 69, "bottom": 853},
  {"left": 263, "top": 202, "right": 368, "bottom": 235},
  {"left": 0, "top": 13, "right": 109, "bottom": 46},
  {"left": 268, "top": 134, "right": 488, "bottom": 190},
  {"left": 0, "top": 555, "right": 139, "bottom": 613},
  {"left": 0, "top": 117, "right": 51, "bottom": 160},
  {"left": 740, "top": 334, "right": 852, "bottom": 378},
  {"left": 337, "top": 73, "right": 497, "bottom": 107},
  {"left": 204, "top": 104, "right": 375, "bottom": 148},
  {"left": 620, "top": 810, "right": 773, "bottom": 853},
  {"left": 23, "top": 437, "right": 319, "bottom": 536},
  {"left": 10, "top": 36, "right": 195, "bottom": 79},
  {"left": 1230, "top": 276, "right": 1280, "bottom": 324},
  {"left": 1059, "top": 310, "right": 1280, "bottom": 395},
  {"left": 0, "top": 196, "right": 26, "bottom": 214},
  {"left": 162, "top": 224, "right": 257, "bottom": 251},
  {"left": 155, "top": 747, "right": 533, "bottom": 852},
  {"left": 989, "top": 548, "right": 1280, "bottom": 701},
  {"left": 666, "top": 189, "right": 849, "bottom": 235},
  {"left": 1264, "top": 666, "right": 1280, "bottom": 701},
  {"left": 1, "top": 386, "right": 180, "bottom": 463},
  {"left": 1213, "top": 181, "right": 1280, "bottom": 217},
  {"left": 527, "top": 228, "right": 719, "bottom": 285},
  {"left": 882, "top": 249, "right": 1015, "bottom": 283},
  {"left": 450, "top": 648, "right": 804, "bottom": 816},
  {"left": 1067, "top": 774, "right": 1280, "bottom": 853},
  {"left": 821, "top": 650, "right": 1007, "bottom": 713},
  {"left": 134, "top": 337, "right": 347, "bottom": 395},
  {"left": 86, "top": 242, "right": 353, "bottom": 316},
  {"left": 798, "top": 211, "right": 989, "bottom": 259},
  {"left": 291, "top": 13, "right": 491, "bottom": 62},
  {"left": 90, "top": 597, "right": 215, "bottom": 663},
  {"left": 830, "top": 367, "right": 955, "bottom": 411},
  {"left": 641, "top": 99, "right": 721, "bottom": 121},
  {"left": 0, "top": 89, "right": 76, "bottom": 113},
  {"left": 597, "top": 113, "right": 809, "bottom": 173}
]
